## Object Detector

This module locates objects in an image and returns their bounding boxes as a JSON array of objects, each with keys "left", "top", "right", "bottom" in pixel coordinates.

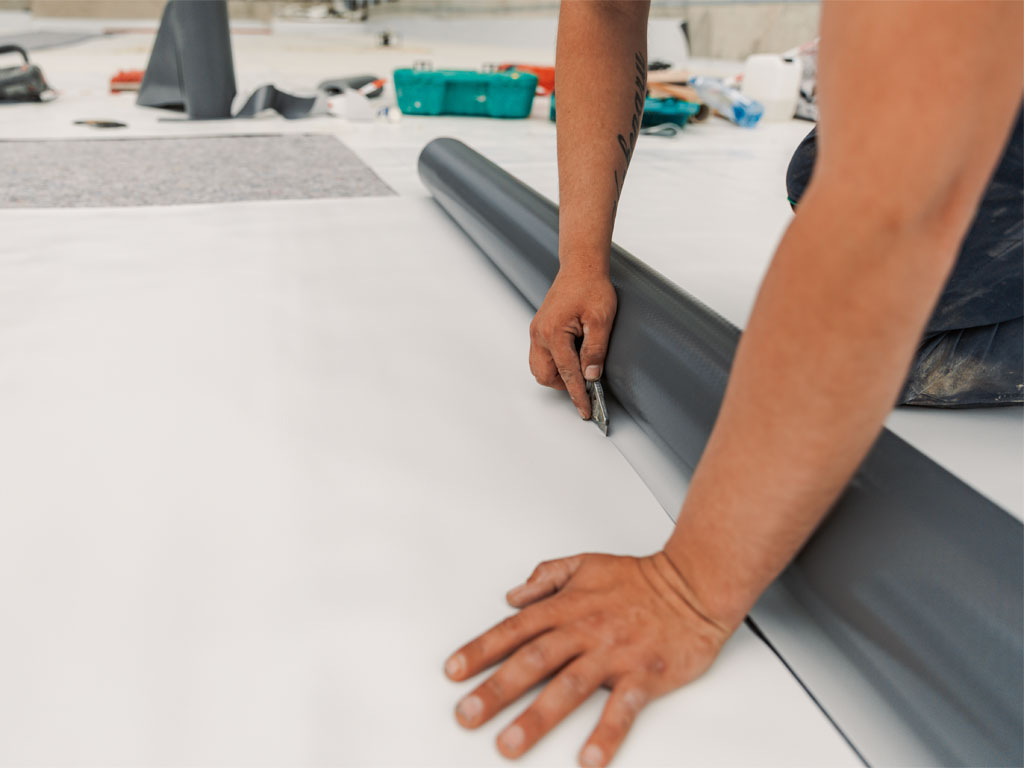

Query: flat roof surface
[{"left": 0, "top": 16, "right": 1018, "bottom": 763}]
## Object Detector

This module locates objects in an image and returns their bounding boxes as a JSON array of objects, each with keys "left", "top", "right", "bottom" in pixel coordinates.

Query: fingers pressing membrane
[
  {"left": 549, "top": 334, "right": 590, "bottom": 419},
  {"left": 578, "top": 683, "right": 649, "bottom": 767},
  {"left": 529, "top": 343, "right": 564, "bottom": 389},
  {"left": 445, "top": 607, "right": 554, "bottom": 682},
  {"left": 497, "top": 657, "right": 604, "bottom": 759},
  {"left": 455, "top": 630, "right": 583, "bottom": 728},
  {"left": 506, "top": 577, "right": 558, "bottom": 608},
  {"left": 507, "top": 555, "right": 585, "bottom": 607}
]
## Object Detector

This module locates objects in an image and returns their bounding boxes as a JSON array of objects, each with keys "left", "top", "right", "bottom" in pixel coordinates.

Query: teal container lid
[
  {"left": 393, "top": 68, "right": 538, "bottom": 88},
  {"left": 394, "top": 68, "right": 539, "bottom": 119}
]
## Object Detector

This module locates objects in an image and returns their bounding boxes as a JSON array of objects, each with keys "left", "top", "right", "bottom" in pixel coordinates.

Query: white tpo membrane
[{"left": 0, "top": 198, "right": 859, "bottom": 765}]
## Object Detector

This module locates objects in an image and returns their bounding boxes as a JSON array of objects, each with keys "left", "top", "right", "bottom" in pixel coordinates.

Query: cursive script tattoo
[{"left": 613, "top": 50, "right": 646, "bottom": 213}]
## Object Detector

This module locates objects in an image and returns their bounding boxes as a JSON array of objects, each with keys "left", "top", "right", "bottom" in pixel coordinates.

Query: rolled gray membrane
[{"left": 418, "top": 137, "right": 1023, "bottom": 767}]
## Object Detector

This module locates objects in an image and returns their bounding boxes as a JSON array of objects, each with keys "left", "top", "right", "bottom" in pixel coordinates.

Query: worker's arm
[
  {"left": 529, "top": 0, "right": 649, "bottom": 419},
  {"left": 664, "top": 0, "right": 1023, "bottom": 630},
  {"left": 447, "top": 2, "right": 1023, "bottom": 766}
]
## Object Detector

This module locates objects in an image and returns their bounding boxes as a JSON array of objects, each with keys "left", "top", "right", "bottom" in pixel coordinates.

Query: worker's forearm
[
  {"left": 661, "top": 0, "right": 1022, "bottom": 633},
  {"left": 555, "top": 0, "right": 649, "bottom": 277},
  {"left": 664, "top": 188, "right": 967, "bottom": 631}
]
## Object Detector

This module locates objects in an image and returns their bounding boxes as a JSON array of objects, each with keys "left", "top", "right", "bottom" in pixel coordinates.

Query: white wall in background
[{"left": 351, "top": 16, "right": 691, "bottom": 66}]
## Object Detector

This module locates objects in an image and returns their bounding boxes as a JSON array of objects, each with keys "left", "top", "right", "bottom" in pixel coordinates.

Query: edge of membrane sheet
[{"left": 418, "top": 137, "right": 1024, "bottom": 768}]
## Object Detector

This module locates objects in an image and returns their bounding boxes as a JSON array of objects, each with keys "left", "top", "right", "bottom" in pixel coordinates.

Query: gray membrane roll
[{"left": 418, "top": 137, "right": 1023, "bottom": 767}]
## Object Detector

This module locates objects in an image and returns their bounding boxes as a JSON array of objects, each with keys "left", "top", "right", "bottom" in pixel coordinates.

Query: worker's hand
[
  {"left": 444, "top": 552, "right": 731, "bottom": 767},
  {"left": 529, "top": 270, "right": 617, "bottom": 420}
]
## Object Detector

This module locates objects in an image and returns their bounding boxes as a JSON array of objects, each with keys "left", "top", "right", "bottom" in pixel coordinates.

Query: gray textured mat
[{"left": 0, "top": 134, "right": 394, "bottom": 208}]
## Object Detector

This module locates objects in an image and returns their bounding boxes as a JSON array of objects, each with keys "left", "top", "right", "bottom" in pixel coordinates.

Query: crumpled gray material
[
  {"left": 234, "top": 84, "right": 327, "bottom": 121},
  {"left": 138, "top": 0, "right": 324, "bottom": 121}
]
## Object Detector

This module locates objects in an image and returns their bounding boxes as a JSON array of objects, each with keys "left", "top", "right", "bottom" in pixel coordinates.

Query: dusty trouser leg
[
  {"left": 899, "top": 319, "right": 1023, "bottom": 406},
  {"left": 785, "top": 108, "right": 1024, "bottom": 407}
]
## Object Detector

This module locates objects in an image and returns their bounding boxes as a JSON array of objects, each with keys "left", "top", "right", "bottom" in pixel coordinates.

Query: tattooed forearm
[{"left": 613, "top": 50, "right": 646, "bottom": 212}]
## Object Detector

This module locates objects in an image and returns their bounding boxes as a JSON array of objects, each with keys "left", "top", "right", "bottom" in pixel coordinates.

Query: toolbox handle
[{"left": 0, "top": 44, "right": 30, "bottom": 64}]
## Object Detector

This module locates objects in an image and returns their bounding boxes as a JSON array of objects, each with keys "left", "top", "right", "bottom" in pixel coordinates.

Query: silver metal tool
[{"left": 586, "top": 379, "right": 609, "bottom": 435}]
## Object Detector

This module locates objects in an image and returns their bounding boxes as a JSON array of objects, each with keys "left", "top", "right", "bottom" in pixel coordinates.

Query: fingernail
[
  {"left": 444, "top": 653, "right": 465, "bottom": 679},
  {"left": 584, "top": 365, "right": 601, "bottom": 381},
  {"left": 499, "top": 724, "right": 525, "bottom": 753},
  {"left": 580, "top": 743, "right": 604, "bottom": 767},
  {"left": 456, "top": 694, "right": 483, "bottom": 724},
  {"left": 506, "top": 583, "right": 527, "bottom": 601},
  {"left": 577, "top": 406, "right": 588, "bottom": 419}
]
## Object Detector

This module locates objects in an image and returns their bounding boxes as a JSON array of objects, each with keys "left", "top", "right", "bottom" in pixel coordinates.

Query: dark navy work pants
[{"left": 786, "top": 109, "right": 1023, "bottom": 407}]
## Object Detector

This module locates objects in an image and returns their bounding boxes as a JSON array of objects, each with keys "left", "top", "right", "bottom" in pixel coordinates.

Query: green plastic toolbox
[{"left": 393, "top": 66, "right": 538, "bottom": 118}]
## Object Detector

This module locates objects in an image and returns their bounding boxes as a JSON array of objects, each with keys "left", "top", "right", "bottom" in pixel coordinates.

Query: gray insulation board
[{"left": 0, "top": 134, "right": 394, "bottom": 208}]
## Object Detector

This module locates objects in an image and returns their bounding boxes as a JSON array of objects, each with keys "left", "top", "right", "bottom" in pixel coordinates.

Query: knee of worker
[
  {"left": 900, "top": 318, "right": 1024, "bottom": 407},
  {"left": 785, "top": 127, "right": 818, "bottom": 211}
]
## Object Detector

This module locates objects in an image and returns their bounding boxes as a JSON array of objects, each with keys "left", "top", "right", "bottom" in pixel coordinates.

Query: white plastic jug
[{"left": 741, "top": 54, "right": 802, "bottom": 122}]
